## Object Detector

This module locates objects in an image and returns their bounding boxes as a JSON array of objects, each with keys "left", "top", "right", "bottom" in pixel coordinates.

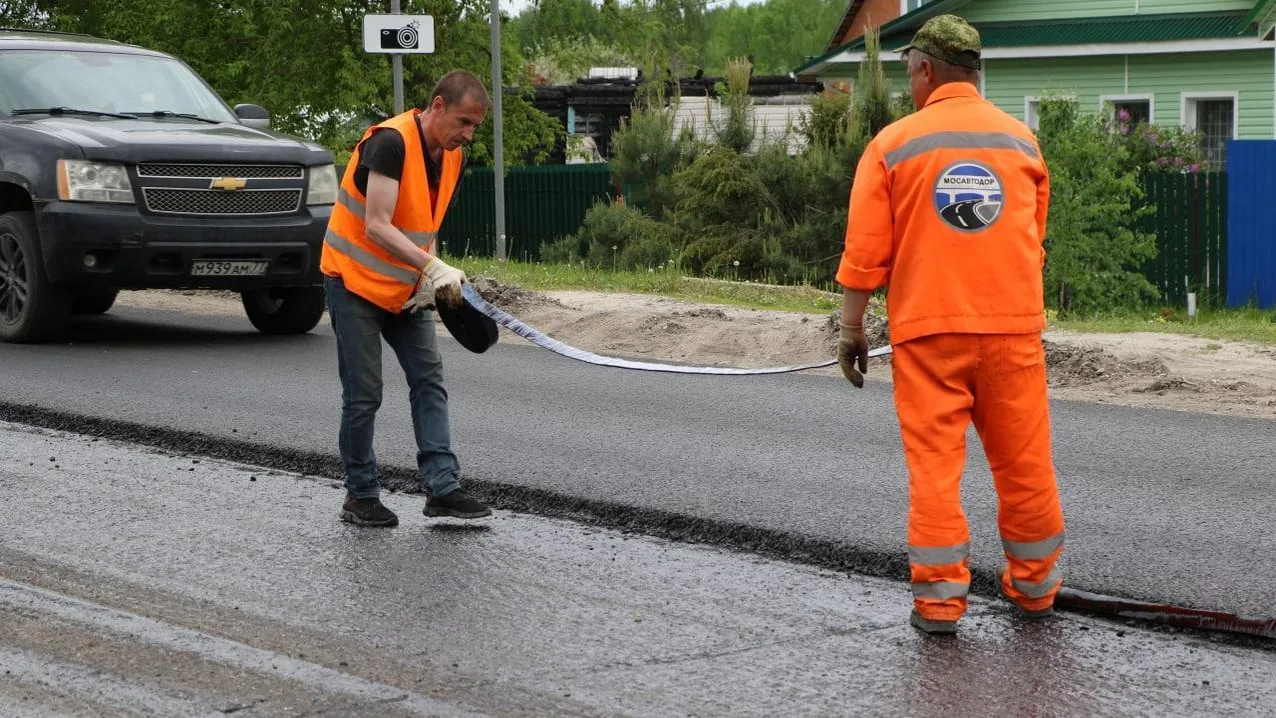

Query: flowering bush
[{"left": 1110, "top": 107, "right": 1208, "bottom": 173}]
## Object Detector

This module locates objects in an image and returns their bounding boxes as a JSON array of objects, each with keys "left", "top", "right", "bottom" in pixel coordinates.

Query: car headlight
[
  {"left": 57, "top": 160, "right": 133, "bottom": 203},
  {"left": 306, "top": 164, "right": 338, "bottom": 205}
]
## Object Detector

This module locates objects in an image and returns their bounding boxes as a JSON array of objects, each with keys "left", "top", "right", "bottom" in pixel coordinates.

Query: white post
[
  {"left": 391, "top": 0, "right": 404, "bottom": 114},
  {"left": 491, "top": 0, "right": 507, "bottom": 261},
  {"left": 1188, "top": 292, "right": 1198, "bottom": 319}
]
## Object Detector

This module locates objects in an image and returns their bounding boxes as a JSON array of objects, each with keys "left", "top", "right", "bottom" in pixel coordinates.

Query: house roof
[
  {"left": 795, "top": 0, "right": 968, "bottom": 76},
  {"left": 823, "top": 0, "right": 866, "bottom": 53},
  {"left": 977, "top": 12, "right": 1250, "bottom": 47},
  {"left": 1239, "top": 0, "right": 1276, "bottom": 33},
  {"left": 795, "top": 7, "right": 1254, "bottom": 75}
]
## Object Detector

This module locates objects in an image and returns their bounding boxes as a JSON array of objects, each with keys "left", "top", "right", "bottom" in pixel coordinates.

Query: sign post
[
  {"left": 362, "top": 9, "right": 436, "bottom": 115},
  {"left": 491, "top": 0, "right": 506, "bottom": 261}
]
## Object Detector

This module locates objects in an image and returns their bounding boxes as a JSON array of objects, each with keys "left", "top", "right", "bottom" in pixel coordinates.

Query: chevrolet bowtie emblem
[{"left": 210, "top": 177, "right": 247, "bottom": 191}]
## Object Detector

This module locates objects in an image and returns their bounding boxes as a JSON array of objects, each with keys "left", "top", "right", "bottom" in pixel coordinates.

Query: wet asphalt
[
  {"left": 2, "top": 420, "right": 1275, "bottom": 716},
  {"left": 0, "top": 304, "right": 1272, "bottom": 627}
]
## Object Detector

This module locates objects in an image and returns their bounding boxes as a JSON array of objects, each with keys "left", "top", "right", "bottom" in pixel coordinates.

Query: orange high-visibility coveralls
[{"left": 836, "top": 82, "right": 1066, "bottom": 622}]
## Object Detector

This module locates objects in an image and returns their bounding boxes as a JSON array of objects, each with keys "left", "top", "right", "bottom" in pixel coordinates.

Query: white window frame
[
  {"left": 1024, "top": 96, "right": 1041, "bottom": 131},
  {"left": 1180, "top": 91, "right": 1240, "bottom": 138},
  {"left": 900, "top": 0, "right": 930, "bottom": 14},
  {"left": 1099, "top": 93, "right": 1155, "bottom": 124}
]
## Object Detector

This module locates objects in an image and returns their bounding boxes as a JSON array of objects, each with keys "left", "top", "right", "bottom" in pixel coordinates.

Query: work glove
[
  {"left": 423, "top": 256, "right": 467, "bottom": 308},
  {"left": 400, "top": 257, "right": 467, "bottom": 313},
  {"left": 401, "top": 273, "right": 437, "bottom": 313},
  {"left": 838, "top": 322, "right": 869, "bottom": 388}
]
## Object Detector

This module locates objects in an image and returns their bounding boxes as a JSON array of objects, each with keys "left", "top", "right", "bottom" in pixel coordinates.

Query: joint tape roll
[{"left": 458, "top": 283, "right": 892, "bottom": 374}]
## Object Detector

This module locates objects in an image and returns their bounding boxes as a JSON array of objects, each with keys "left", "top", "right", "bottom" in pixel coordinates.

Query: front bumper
[{"left": 37, "top": 200, "right": 333, "bottom": 290}]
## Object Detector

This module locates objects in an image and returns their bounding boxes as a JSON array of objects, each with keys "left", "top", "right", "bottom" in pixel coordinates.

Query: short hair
[
  {"left": 430, "top": 70, "right": 491, "bottom": 109},
  {"left": 907, "top": 49, "right": 980, "bottom": 85}
]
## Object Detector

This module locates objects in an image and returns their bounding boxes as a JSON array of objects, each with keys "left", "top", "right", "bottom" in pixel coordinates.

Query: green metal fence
[
  {"left": 344, "top": 161, "right": 1228, "bottom": 308},
  {"left": 1139, "top": 171, "right": 1228, "bottom": 307},
  {"left": 439, "top": 164, "right": 616, "bottom": 260}
]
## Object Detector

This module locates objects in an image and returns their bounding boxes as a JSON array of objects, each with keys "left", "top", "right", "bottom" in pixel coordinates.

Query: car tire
[
  {"left": 0, "top": 210, "right": 70, "bottom": 343},
  {"left": 242, "top": 286, "right": 326, "bottom": 335},
  {"left": 71, "top": 288, "right": 119, "bottom": 315}
]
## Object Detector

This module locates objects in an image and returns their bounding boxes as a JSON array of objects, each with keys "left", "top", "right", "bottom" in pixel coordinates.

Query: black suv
[{"left": 0, "top": 29, "right": 337, "bottom": 343}]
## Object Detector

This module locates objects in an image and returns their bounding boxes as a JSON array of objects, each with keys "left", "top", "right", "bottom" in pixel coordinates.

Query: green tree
[
  {"left": 6, "top": 0, "right": 563, "bottom": 165},
  {"left": 854, "top": 25, "right": 903, "bottom": 140},
  {"left": 607, "top": 79, "right": 701, "bottom": 220},
  {"left": 701, "top": 0, "right": 844, "bottom": 76},
  {"left": 1036, "top": 94, "right": 1159, "bottom": 314},
  {"left": 712, "top": 57, "right": 755, "bottom": 154}
]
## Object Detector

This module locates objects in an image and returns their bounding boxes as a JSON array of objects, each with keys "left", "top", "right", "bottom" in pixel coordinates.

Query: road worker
[
  {"left": 835, "top": 15, "right": 1066, "bottom": 633},
  {"left": 320, "top": 70, "right": 493, "bottom": 526}
]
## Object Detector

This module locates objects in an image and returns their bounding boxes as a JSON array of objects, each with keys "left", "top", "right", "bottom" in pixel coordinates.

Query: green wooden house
[{"left": 794, "top": 0, "right": 1276, "bottom": 166}]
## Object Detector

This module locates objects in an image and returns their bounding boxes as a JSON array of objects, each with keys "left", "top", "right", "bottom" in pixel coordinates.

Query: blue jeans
[{"left": 324, "top": 275, "right": 460, "bottom": 499}]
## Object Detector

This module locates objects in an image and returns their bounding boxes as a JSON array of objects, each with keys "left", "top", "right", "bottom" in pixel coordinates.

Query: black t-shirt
[{"left": 353, "top": 124, "right": 464, "bottom": 215}]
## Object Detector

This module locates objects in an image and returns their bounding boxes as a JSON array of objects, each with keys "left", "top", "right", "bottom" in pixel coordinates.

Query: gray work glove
[
  {"left": 401, "top": 257, "right": 467, "bottom": 313},
  {"left": 838, "top": 322, "right": 868, "bottom": 388},
  {"left": 401, "top": 272, "right": 437, "bottom": 313}
]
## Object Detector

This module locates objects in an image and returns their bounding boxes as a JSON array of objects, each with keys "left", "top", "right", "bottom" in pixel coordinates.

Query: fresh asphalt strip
[{"left": 3, "top": 399, "right": 1273, "bottom": 646}]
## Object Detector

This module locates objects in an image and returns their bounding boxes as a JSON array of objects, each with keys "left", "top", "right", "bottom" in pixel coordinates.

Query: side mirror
[{"left": 234, "top": 103, "right": 271, "bottom": 130}]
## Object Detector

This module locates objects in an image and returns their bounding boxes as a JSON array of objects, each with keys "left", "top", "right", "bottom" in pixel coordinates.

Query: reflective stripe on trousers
[
  {"left": 912, "top": 580, "right": 969, "bottom": 601},
  {"left": 908, "top": 542, "right": 969, "bottom": 567},
  {"left": 1009, "top": 566, "right": 1063, "bottom": 599},
  {"left": 1003, "top": 532, "right": 1065, "bottom": 561}
]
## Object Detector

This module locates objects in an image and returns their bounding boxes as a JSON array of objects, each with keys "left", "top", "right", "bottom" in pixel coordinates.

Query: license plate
[{"left": 190, "top": 260, "right": 269, "bottom": 277}]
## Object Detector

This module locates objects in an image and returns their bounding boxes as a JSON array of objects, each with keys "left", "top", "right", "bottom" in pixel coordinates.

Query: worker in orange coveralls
[{"left": 835, "top": 15, "right": 1066, "bottom": 634}]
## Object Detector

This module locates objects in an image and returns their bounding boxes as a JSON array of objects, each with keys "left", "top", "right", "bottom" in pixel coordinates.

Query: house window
[
  {"left": 1183, "top": 93, "right": 1237, "bottom": 168},
  {"left": 901, "top": 0, "right": 936, "bottom": 13},
  {"left": 573, "top": 111, "right": 605, "bottom": 137},
  {"left": 1115, "top": 100, "right": 1150, "bottom": 124},
  {"left": 1100, "top": 95, "right": 1152, "bottom": 126},
  {"left": 1024, "top": 97, "right": 1040, "bottom": 131}
]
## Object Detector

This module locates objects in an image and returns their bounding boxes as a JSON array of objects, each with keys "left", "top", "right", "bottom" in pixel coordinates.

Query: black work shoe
[
  {"left": 340, "top": 496, "right": 399, "bottom": 527},
  {"left": 424, "top": 490, "right": 492, "bottom": 519},
  {"left": 910, "top": 609, "right": 958, "bottom": 634}
]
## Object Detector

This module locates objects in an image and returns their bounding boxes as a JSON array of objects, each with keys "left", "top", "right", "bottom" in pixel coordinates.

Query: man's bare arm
[
  {"left": 841, "top": 288, "right": 873, "bottom": 328},
  {"left": 364, "top": 170, "right": 433, "bottom": 271}
]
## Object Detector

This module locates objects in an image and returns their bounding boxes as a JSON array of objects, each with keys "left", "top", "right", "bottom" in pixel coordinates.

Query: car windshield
[{"left": 0, "top": 49, "right": 236, "bottom": 122}]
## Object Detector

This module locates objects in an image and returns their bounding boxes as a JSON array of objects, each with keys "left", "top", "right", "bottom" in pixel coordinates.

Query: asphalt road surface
[
  {"left": 0, "top": 303, "right": 1272, "bottom": 625},
  {"left": 3, "top": 421, "right": 1274, "bottom": 716}
]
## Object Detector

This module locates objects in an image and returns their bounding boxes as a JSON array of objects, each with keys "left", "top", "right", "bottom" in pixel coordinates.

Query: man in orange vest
[
  {"left": 320, "top": 70, "right": 492, "bottom": 527},
  {"left": 836, "top": 15, "right": 1066, "bottom": 633}
]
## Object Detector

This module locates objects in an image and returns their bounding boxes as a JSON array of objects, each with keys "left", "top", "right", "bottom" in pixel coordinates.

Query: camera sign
[{"left": 362, "top": 14, "right": 435, "bottom": 54}]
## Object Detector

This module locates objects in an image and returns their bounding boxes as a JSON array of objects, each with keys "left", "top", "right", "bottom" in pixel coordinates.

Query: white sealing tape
[{"left": 462, "top": 283, "right": 892, "bottom": 375}]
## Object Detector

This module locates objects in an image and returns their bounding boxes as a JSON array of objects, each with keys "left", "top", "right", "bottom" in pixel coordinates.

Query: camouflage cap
[{"left": 896, "top": 14, "right": 982, "bottom": 70}]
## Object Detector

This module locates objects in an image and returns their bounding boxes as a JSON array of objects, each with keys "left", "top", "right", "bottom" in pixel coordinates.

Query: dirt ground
[{"left": 114, "top": 279, "right": 1276, "bottom": 421}]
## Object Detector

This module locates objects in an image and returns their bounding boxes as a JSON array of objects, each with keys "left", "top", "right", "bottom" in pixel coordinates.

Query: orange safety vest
[
  {"left": 836, "top": 82, "right": 1051, "bottom": 345},
  {"left": 320, "top": 109, "right": 463, "bottom": 313}
]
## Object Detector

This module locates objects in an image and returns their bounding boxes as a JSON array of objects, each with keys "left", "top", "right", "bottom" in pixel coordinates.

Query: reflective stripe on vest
[
  {"left": 323, "top": 228, "right": 419, "bottom": 285},
  {"left": 337, "top": 187, "right": 366, "bottom": 219},
  {"left": 884, "top": 130, "right": 1040, "bottom": 169},
  {"left": 337, "top": 188, "right": 439, "bottom": 248}
]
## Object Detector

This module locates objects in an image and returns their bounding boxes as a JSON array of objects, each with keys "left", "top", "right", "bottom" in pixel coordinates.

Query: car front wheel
[
  {"left": 71, "top": 288, "right": 119, "bottom": 315},
  {"left": 241, "top": 286, "right": 326, "bottom": 335},
  {"left": 0, "top": 210, "right": 70, "bottom": 343}
]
